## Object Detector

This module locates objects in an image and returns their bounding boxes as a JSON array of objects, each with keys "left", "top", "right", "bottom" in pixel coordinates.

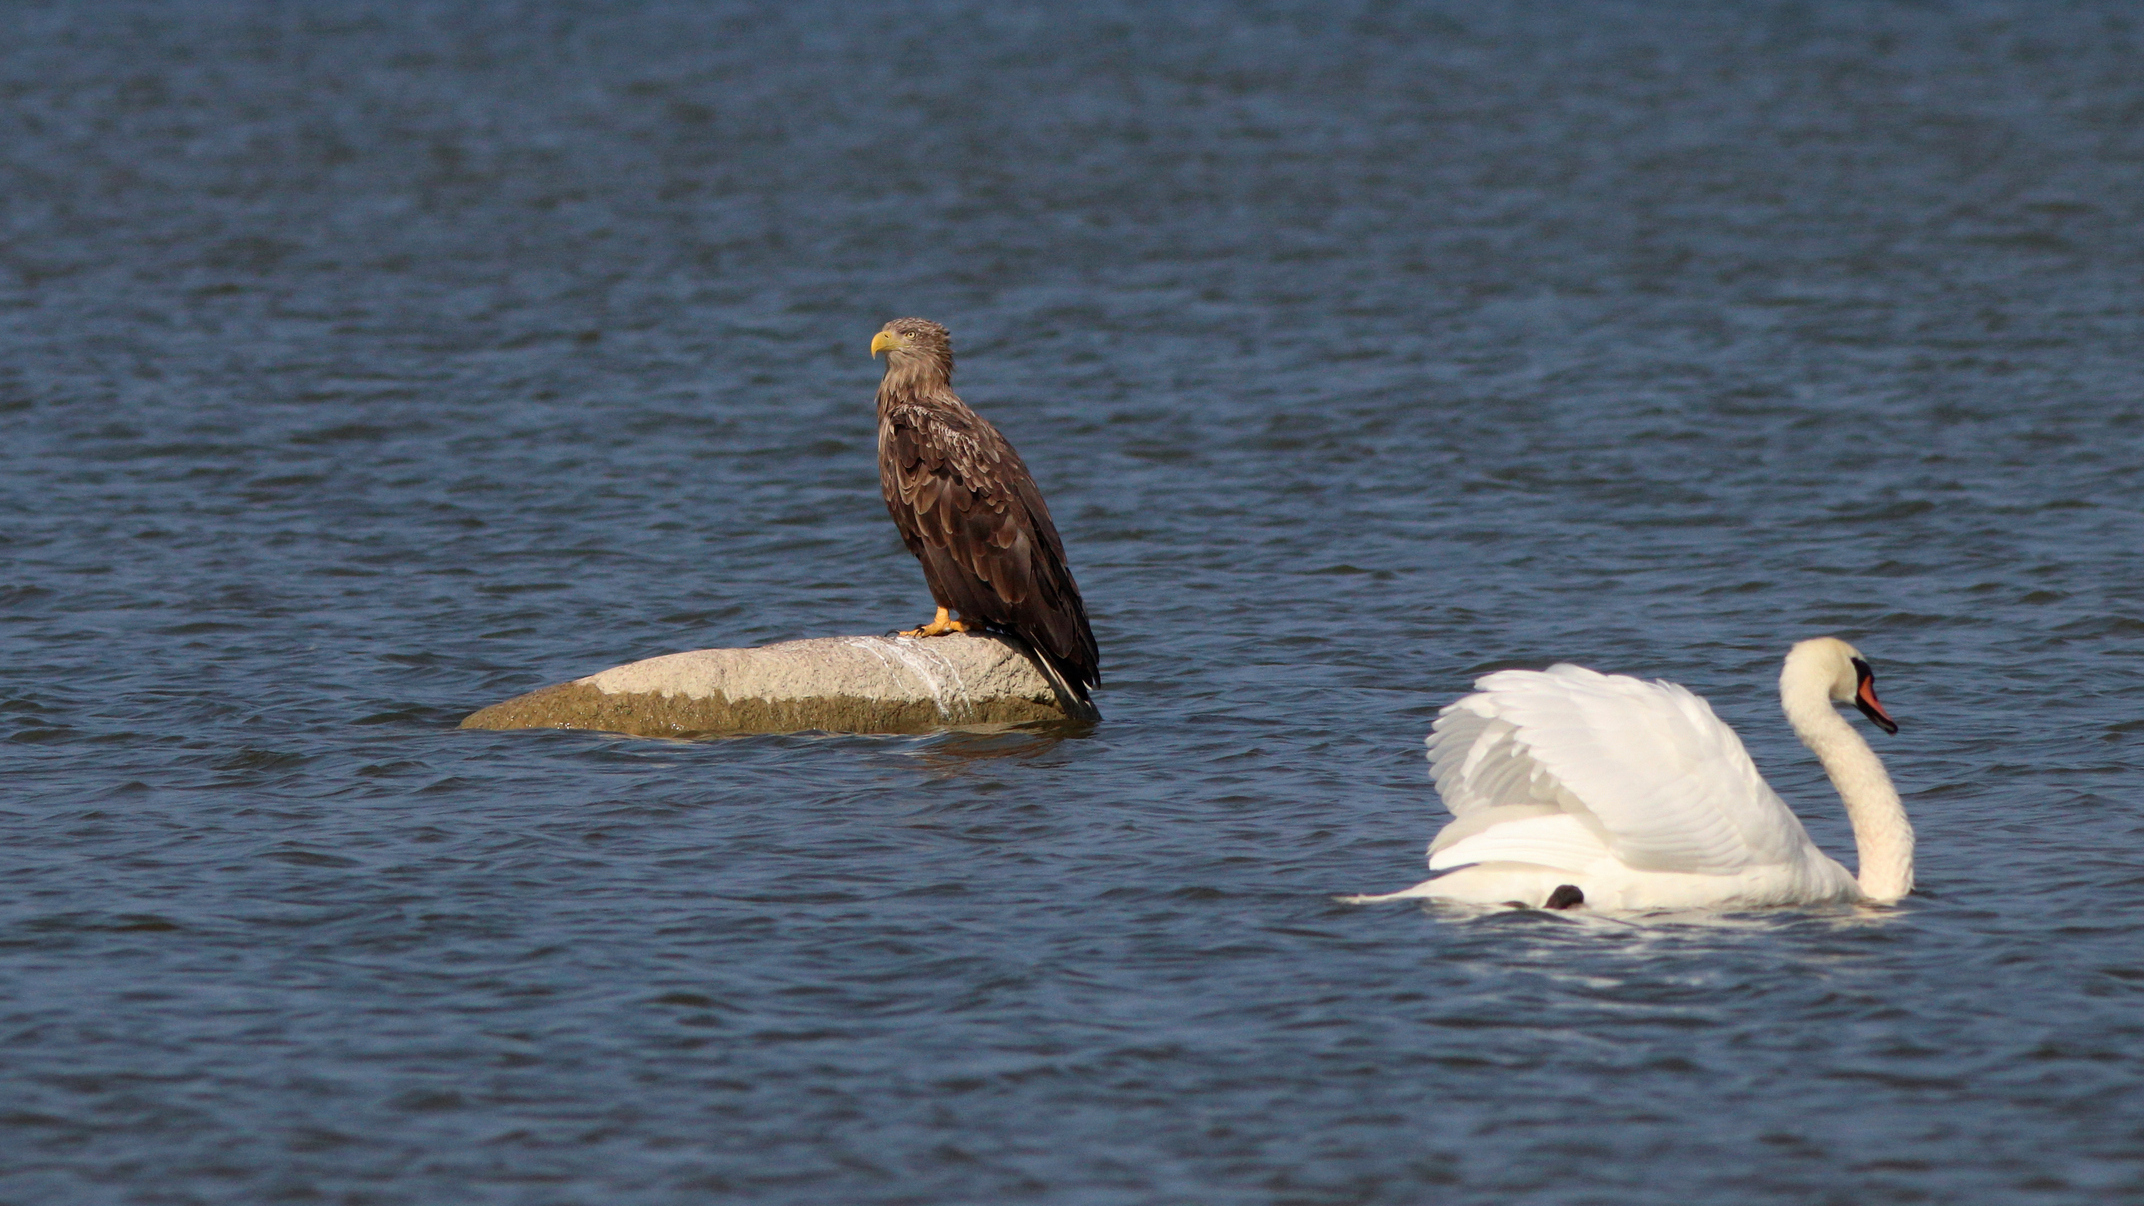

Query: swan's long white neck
[{"left": 1780, "top": 655, "right": 1913, "bottom": 903}]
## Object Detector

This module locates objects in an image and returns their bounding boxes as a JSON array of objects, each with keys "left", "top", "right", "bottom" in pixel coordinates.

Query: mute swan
[{"left": 1350, "top": 637, "right": 1911, "bottom": 911}]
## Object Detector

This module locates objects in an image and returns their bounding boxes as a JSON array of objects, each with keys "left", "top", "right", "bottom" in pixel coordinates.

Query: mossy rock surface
[{"left": 460, "top": 633, "right": 1069, "bottom": 738}]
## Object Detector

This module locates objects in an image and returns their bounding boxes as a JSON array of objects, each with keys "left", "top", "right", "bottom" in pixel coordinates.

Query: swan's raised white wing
[{"left": 1426, "top": 664, "right": 1809, "bottom": 876}]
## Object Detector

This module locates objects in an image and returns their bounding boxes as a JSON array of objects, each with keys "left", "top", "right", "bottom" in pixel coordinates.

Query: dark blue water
[{"left": 5, "top": 2, "right": 2143, "bottom": 1201}]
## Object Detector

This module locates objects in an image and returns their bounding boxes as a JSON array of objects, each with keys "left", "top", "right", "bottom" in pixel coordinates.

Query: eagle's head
[{"left": 871, "top": 317, "right": 955, "bottom": 386}]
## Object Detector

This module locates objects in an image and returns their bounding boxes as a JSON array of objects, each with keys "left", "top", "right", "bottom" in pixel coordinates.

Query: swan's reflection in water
[
  {"left": 1407, "top": 899, "right": 1921, "bottom": 1022},
  {"left": 1416, "top": 897, "right": 1911, "bottom": 932}
]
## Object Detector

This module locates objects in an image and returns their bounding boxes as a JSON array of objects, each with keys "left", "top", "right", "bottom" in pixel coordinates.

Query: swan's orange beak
[{"left": 1850, "top": 657, "right": 1898, "bottom": 735}]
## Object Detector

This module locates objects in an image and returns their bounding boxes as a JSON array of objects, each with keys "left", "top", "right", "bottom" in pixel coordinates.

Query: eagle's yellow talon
[{"left": 900, "top": 607, "right": 969, "bottom": 638}]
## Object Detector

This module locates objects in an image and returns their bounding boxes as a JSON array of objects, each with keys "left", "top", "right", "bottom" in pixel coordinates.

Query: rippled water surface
[{"left": 5, "top": 2, "right": 2143, "bottom": 1202}]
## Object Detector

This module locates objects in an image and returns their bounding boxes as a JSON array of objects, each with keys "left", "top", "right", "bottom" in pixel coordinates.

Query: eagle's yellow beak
[{"left": 870, "top": 330, "right": 899, "bottom": 358}]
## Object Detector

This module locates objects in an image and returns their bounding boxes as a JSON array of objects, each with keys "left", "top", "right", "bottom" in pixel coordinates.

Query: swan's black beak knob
[{"left": 1850, "top": 657, "right": 1899, "bottom": 735}]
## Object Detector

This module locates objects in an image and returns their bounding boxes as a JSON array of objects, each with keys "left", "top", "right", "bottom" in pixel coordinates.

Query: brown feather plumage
[{"left": 873, "top": 318, "right": 1100, "bottom": 710}]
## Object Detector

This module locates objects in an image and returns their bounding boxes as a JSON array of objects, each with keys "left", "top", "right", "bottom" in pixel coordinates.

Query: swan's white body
[{"left": 1355, "top": 638, "right": 1912, "bottom": 911}]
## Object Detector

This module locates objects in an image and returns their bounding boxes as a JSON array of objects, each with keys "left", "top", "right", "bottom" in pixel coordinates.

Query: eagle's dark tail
[{"left": 1001, "top": 633, "right": 1101, "bottom": 725}]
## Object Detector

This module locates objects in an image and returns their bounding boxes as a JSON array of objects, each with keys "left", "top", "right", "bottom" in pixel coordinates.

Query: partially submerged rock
[{"left": 459, "top": 632, "right": 1075, "bottom": 738}]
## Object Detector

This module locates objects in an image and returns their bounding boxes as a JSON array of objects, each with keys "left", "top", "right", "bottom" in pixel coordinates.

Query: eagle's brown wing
[{"left": 879, "top": 395, "right": 1099, "bottom": 700}]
